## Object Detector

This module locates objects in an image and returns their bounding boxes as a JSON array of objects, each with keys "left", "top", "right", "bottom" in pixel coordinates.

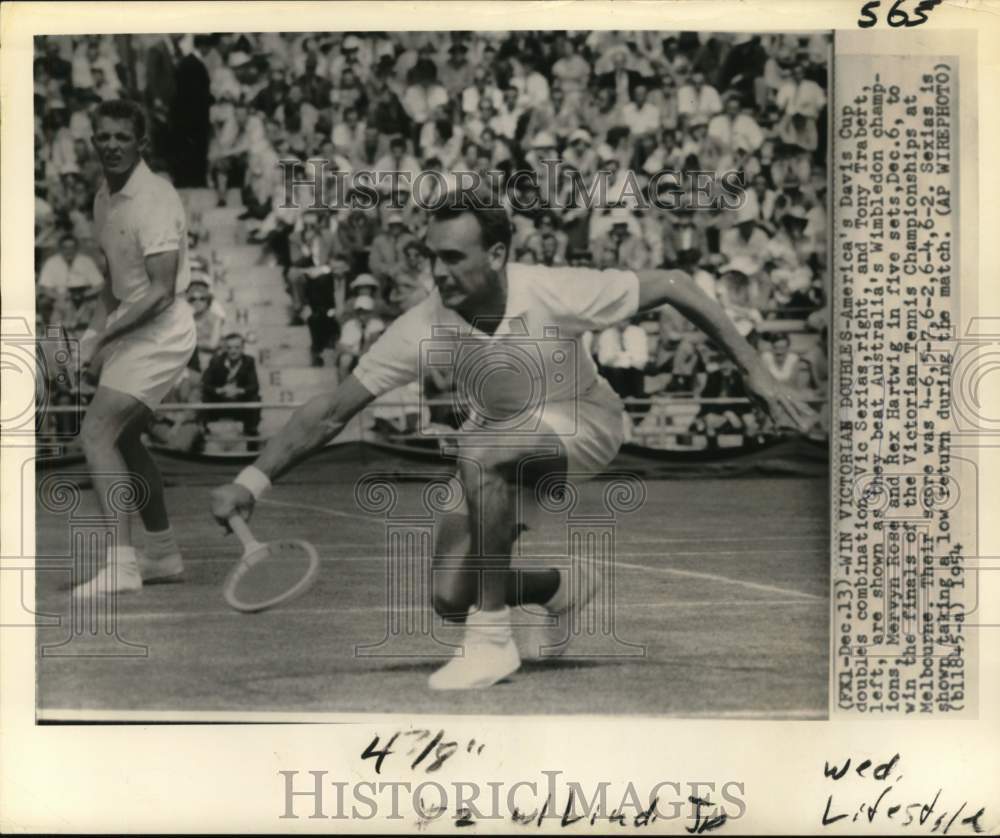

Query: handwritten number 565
[{"left": 858, "top": 0, "right": 942, "bottom": 28}]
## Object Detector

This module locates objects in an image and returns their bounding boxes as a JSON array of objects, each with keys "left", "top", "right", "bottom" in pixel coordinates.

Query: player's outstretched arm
[
  {"left": 635, "top": 269, "right": 817, "bottom": 433},
  {"left": 210, "top": 374, "right": 376, "bottom": 525}
]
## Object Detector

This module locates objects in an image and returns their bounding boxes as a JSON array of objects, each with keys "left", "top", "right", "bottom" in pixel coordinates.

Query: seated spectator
[
  {"left": 563, "top": 129, "right": 598, "bottom": 178},
  {"left": 419, "top": 114, "right": 465, "bottom": 171},
  {"left": 51, "top": 272, "right": 100, "bottom": 343},
  {"left": 716, "top": 265, "right": 765, "bottom": 339},
  {"left": 592, "top": 212, "right": 653, "bottom": 272},
  {"left": 201, "top": 333, "right": 262, "bottom": 448},
  {"left": 38, "top": 233, "right": 104, "bottom": 299},
  {"left": 347, "top": 271, "right": 382, "bottom": 315},
  {"left": 708, "top": 93, "right": 764, "bottom": 154},
  {"left": 720, "top": 201, "right": 772, "bottom": 274},
  {"left": 461, "top": 66, "right": 503, "bottom": 117},
  {"left": 760, "top": 333, "right": 801, "bottom": 385},
  {"left": 335, "top": 295, "right": 386, "bottom": 381},
  {"left": 677, "top": 71, "right": 723, "bottom": 122},
  {"left": 622, "top": 83, "right": 661, "bottom": 139},
  {"left": 387, "top": 240, "right": 434, "bottom": 315},
  {"left": 523, "top": 211, "right": 568, "bottom": 264},
  {"left": 186, "top": 275, "right": 227, "bottom": 371},
  {"left": 693, "top": 355, "right": 758, "bottom": 439},
  {"left": 336, "top": 208, "right": 377, "bottom": 276},
  {"left": 439, "top": 41, "right": 475, "bottom": 98},
  {"left": 596, "top": 317, "right": 649, "bottom": 404},
  {"left": 776, "top": 64, "right": 825, "bottom": 152},
  {"left": 369, "top": 211, "right": 415, "bottom": 286},
  {"left": 583, "top": 86, "right": 626, "bottom": 143},
  {"left": 549, "top": 37, "right": 589, "bottom": 106},
  {"left": 209, "top": 100, "right": 265, "bottom": 207}
]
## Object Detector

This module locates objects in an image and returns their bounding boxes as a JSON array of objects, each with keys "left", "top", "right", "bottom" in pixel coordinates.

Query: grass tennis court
[{"left": 35, "top": 444, "right": 829, "bottom": 719}]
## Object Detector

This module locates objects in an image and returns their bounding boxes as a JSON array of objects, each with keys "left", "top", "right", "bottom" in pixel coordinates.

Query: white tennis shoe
[
  {"left": 138, "top": 552, "right": 185, "bottom": 583},
  {"left": 71, "top": 552, "right": 143, "bottom": 599},
  {"left": 428, "top": 606, "right": 520, "bottom": 690}
]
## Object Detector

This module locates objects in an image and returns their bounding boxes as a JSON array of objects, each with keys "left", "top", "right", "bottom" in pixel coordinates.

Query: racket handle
[{"left": 228, "top": 514, "right": 261, "bottom": 550}]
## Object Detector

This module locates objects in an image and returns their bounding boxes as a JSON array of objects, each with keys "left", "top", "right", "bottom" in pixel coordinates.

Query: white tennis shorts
[
  {"left": 457, "top": 376, "right": 626, "bottom": 479},
  {"left": 100, "top": 299, "right": 197, "bottom": 409}
]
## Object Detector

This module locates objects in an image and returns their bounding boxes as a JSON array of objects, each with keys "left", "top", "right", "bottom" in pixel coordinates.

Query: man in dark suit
[
  {"left": 201, "top": 333, "right": 262, "bottom": 446},
  {"left": 143, "top": 36, "right": 179, "bottom": 172},
  {"left": 170, "top": 34, "right": 213, "bottom": 187}
]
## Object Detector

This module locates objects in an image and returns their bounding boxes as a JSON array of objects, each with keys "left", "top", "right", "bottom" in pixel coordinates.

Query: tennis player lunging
[
  {"left": 211, "top": 188, "right": 815, "bottom": 689},
  {"left": 74, "top": 100, "right": 197, "bottom": 599}
]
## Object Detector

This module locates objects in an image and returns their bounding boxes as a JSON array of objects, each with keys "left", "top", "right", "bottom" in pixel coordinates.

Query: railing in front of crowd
[{"left": 38, "top": 395, "right": 830, "bottom": 453}]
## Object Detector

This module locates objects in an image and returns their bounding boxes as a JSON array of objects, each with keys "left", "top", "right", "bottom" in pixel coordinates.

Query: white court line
[
  {"left": 82, "top": 598, "right": 820, "bottom": 622},
  {"left": 615, "top": 560, "right": 822, "bottom": 600}
]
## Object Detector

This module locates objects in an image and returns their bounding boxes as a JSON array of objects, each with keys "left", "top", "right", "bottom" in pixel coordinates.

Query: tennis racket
[{"left": 222, "top": 515, "right": 320, "bottom": 613}]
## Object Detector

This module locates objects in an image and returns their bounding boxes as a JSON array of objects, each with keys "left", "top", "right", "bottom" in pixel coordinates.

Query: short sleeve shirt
[
  {"left": 354, "top": 263, "right": 640, "bottom": 412},
  {"left": 93, "top": 159, "right": 190, "bottom": 308}
]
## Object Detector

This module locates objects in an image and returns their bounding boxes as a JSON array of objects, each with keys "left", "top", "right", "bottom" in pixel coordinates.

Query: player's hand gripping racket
[{"left": 222, "top": 515, "right": 320, "bottom": 613}]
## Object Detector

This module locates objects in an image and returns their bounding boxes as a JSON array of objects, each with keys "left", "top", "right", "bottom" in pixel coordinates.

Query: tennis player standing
[
  {"left": 73, "top": 100, "right": 197, "bottom": 598},
  {"left": 211, "top": 186, "right": 815, "bottom": 688}
]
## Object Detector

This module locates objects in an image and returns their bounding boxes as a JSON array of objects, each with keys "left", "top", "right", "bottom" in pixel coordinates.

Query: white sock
[
  {"left": 107, "top": 545, "right": 138, "bottom": 566},
  {"left": 144, "top": 527, "right": 180, "bottom": 560},
  {"left": 466, "top": 606, "right": 513, "bottom": 643}
]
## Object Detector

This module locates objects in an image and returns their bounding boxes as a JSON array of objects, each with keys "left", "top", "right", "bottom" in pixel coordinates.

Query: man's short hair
[
  {"left": 58, "top": 232, "right": 78, "bottom": 246},
  {"left": 429, "top": 184, "right": 513, "bottom": 254},
  {"left": 223, "top": 332, "right": 245, "bottom": 344},
  {"left": 92, "top": 99, "right": 147, "bottom": 140}
]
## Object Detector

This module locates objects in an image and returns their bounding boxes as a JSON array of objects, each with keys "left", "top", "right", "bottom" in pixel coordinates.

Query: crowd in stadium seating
[{"left": 34, "top": 30, "right": 829, "bottom": 449}]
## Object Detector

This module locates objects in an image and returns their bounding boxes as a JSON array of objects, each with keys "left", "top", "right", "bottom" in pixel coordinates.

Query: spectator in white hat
[
  {"left": 563, "top": 129, "right": 598, "bottom": 178},
  {"left": 720, "top": 200, "right": 771, "bottom": 274},
  {"left": 592, "top": 209, "right": 652, "bottom": 272},
  {"left": 185, "top": 274, "right": 227, "bottom": 371},
  {"left": 335, "top": 294, "right": 385, "bottom": 381}
]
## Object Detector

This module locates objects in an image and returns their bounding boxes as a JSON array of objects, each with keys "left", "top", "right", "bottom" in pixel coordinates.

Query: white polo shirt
[
  {"left": 93, "top": 159, "right": 191, "bottom": 310},
  {"left": 354, "top": 263, "right": 640, "bottom": 419}
]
